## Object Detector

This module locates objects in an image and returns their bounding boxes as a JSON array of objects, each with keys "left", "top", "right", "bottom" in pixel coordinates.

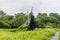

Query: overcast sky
[{"left": 0, "top": 0, "right": 60, "bottom": 16}]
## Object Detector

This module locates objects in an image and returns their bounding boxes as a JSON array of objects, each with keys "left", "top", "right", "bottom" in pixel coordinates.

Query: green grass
[
  {"left": 58, "top": 31, "right": 60, "bottom": 40},
  {"left": 0, "top": 28, "right": 56, "bottom": 40}
]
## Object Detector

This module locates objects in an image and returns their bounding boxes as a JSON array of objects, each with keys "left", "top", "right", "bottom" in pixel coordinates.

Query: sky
[{"left": 0, "top": 0, "right": 60, "bottom": 16}]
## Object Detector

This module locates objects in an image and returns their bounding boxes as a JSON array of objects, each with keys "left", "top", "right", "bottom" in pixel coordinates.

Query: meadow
[{"left": 0, "top": 28, "right": 56, "bottom": 40}]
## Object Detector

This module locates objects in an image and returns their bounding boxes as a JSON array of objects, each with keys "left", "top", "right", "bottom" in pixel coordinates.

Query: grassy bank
[{"left": 0, "top": 28, "right": 56, "bottom": 40}]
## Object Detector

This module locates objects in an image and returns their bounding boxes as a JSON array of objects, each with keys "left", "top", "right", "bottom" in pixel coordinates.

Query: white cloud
[{"left": 0, "top": 0, "right": 60, "bottom": 16}]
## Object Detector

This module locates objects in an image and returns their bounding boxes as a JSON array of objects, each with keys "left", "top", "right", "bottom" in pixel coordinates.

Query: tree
[
  {"left": 0, "top": 10, "right": 6, "bottom": 17},
  {"left": 9, "top": 12, "right": 28, "bottom": 28},
  {"left": 36, "top": 13, "right": 59, "bottom": 28},
  {"left": 37, "top": 13, "right": 41, "bottom": 18}
]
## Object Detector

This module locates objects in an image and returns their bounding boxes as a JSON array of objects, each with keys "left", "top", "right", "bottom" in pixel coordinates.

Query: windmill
[
  {"left": 17, "top": 8, "right": 35, "bottom": 31},
  {"left": 27, "top": 8, "right": 35, "bottom": 30}
]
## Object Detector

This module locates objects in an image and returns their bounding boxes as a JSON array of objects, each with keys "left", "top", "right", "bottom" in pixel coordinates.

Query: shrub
[
  {"left": 0, "top": 21, "right": 11, "bottom": 28},
  {"left": 17, "top": 23, "right": 28, "bottom": 31},
  {"left": 35, "top": 19, "right": 45, "bottom": 28},
  {"left": 45, "top": 23, "right": 54, "bottom": 28}
]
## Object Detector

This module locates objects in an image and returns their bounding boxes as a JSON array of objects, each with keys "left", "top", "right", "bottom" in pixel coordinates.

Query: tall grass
[
  {"left": 0, "top": 28, "right": 56, "bottom": 40},
  {"left": 58, "top": 31, "right": 60, "bottom": 40}
]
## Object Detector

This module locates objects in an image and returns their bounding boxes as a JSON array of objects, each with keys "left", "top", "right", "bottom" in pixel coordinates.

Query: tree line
[{"left": 0, "top": 10, "right": 60, "bottom": 29}]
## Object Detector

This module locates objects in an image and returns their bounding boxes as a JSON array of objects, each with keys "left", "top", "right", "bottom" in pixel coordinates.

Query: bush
[
  {"left": 35, "top": 19, "right": 45, "bottom": 28},
  {"left": 0, "top": 21, "right": 11, "bottom": 28},
  {"left": 17, "top": 23, "right": 28, "bottom": 31},
  {"left": 45, "top": 23, "right": 54, "bottom": 28}
]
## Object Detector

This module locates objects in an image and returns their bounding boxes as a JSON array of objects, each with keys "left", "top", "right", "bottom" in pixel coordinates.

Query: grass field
[
  {"left": 58, "top": 31, "right": 60, "bottom": 40},
  {"left": 0, "top": 28, "right": 56, "bottom": 40}
]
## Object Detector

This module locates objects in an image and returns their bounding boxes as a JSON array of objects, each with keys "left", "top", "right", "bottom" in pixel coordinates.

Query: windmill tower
[{"left": 28, "top": 8, "right": 35, "bottom": 30}]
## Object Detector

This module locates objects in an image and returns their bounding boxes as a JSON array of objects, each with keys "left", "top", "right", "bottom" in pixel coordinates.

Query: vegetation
[
  {"left": 0, "top": 10, "right": 60, "bottom": 29},
  {"left": 58, "top": 31, "right": 60, "bottom": 40},
  {"left": 0, "top": 10, "right": 60, "bottom": 40},
  {"left": 0, "top": 28, "right": 56, "bottom": 40}
]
